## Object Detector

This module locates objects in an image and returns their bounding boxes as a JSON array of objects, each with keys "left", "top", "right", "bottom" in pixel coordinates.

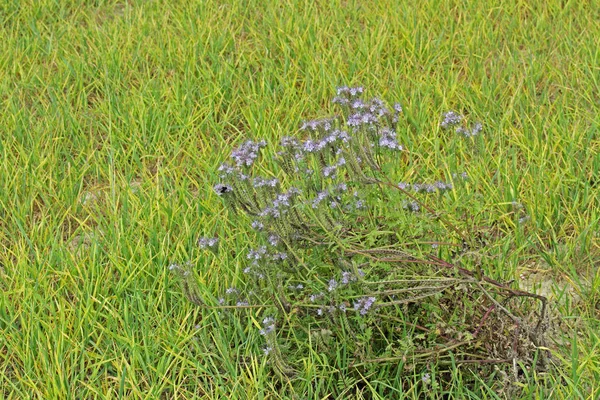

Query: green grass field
[{"left": 0, "top": 0, "right": 598, "bottom": 398}]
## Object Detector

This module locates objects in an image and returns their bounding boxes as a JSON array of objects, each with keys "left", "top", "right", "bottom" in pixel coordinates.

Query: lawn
[{"left": 0, "top": 0, "right": 598, "bottom": 398}]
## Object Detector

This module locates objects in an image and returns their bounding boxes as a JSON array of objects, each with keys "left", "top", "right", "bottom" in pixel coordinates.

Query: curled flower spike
[
  {"left": 311, "top": 190, "right": 329, "bottom": 209},
  {"left": 252, "top": 177, "right": 279, "bottom": 188},
  {"left": 341, "top": 271, "right": 358, "bottom": 285},
  {"left": 260, "top": 317, "right": 276, "bottom": 335},
  {"left": 378, "top": 127, "right": 403, "bottom": 150},
  {"left": 225, "top": 287, "right": 238, "bottom": 295},
  {"left": 268, "top": 234, "right": 280, "bottom": 246},
  {"left": 198, "top": 237, "right": 219, "bottom": 249},
  {"left": 353, "top": 296, "right": 377, "bottom": 315},
  {"left": 251, "top": 220, "right": 264, "bottom": 231},
  {"left": 440, "top": 111, "right": 463, "bottom": 129},
  {"left": 247, "top": 246, "right": 268, "bottom": 263},
  {"left": 403, "top": 201, "right": 420, "bottom": 212},
  {"left": 310, "top": 293, "right": 324, "bottom": 302},
  {"left": 328, "top": 279, "right": 338, "bottom": 292},
  {"left": 217, "top": 163, "right": 235, "bottom": 177},
  {"left": 230, "top": 140, "right": 267, "bottom": 167}
]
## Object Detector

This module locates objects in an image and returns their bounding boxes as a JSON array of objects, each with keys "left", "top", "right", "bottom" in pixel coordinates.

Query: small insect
[{"left": 213, "top": 183, "right": 233, "bottom": 195}]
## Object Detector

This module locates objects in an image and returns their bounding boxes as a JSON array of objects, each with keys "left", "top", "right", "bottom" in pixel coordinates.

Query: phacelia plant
[{"left": 172, "top": 86, "right": 549, "bottom": 391}]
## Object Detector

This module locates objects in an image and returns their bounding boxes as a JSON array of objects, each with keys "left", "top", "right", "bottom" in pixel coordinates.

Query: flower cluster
[
  {"left": 440, "top": 111, "right": 463, "bottom": 129},
  {"left": 198, "top": 237, "right": 219, "bottom": 249},
  {"left": 441, "top": 111, "right": 483, "bottom": 138},
  {"left": 378, "top": 127, "right": 403, "bottom": 150},
  {"left": 230, "top": 140, "right": 267, "bottom": 168},
  {"left": 260, "top": 317, "right": 276, "bottom": 336},
  {"left": 456, "top": 122, "right": 483, "bottom": 138},
  {"left": 398, "top": 181, "right": 453, "bottom": 194},
  {"left": 353, "top": 296, "right": 377, "bottom": 315}
]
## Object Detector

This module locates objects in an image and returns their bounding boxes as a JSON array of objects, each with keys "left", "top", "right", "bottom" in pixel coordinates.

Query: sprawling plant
[{"left": 172, "top": 86, "right": 548, "bottom": 389}]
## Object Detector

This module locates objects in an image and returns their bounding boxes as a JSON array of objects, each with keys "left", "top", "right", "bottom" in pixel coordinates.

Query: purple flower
[
  {"left": 457, "top": 122, "right": 483, "bottom": 138},
  {"left": 198, "top": 236, "right": 219, "bottom": 249},
  {"left": 455, "top": 126, "right": 468, "bottom": 137},
  {"left": 378, "top": 127, "right": 403, "bottom": 150},
  {"left": 328, "top": 278, "right": 338, "bottom": 292},
  {"left": 217, "top": 163, "right": 235, "bottom": 177},
  {"left": 230, "top": 140, "right": 267, "bottom": 167},
  {"left": 368, "top": 98, "right": 389, "bottom": 117},
  {"left": 280, "top": 136, "right": 300, "bottom": 149},
  {"left": 336, "top": 86, "right": 350, "bottom": 95},
  {"left": 251, "top": 220, "right": 264, "bottom": 231},
  {"left": 332, "top": 95, "right": 349, "bottom": 105},
  {"left": 322, "top": 165, "right": 338, "bottom": 178},
  {"left": 422, "top": 373, "right": 431, "bottom": 384},
  {"left": 310, "top": 293, "right": 323, "bottom": 302},
  {"left": 336, "top": 183, "right": 348, "bottom": 192},
  {"left": 347, "top": 112, "right": 377, "bottom": 127},
  {"left": 300, "top": 117, "right": 335, "bottom": 132},
  {"left": 259, "top": 188, "right": 301, "bottom": 219},
  {"left": 259, "top": 206, "right": 281, "bottom": 219},
  {"left": 349, "top": 86, "right": 364, "bottom": 96},
  {"left": 247, "top": 246, "right": 267, "bottom": 262},
  {"left": 440, "top": 111, "right": 463, "bottom": 129},
  {"left": 312, "top": 190, "right": 329, "bottom": 208},
  {"left": 351, "top": 99, "right": 366, "bottom": 109},
  {"left": 453, "top": 172, "right": 468, "bottom": 180},
  {"left": 226, "top": 287, "right": 238, "bottom": 295},
  {"left": 252, "top": 177, "right": 279, "bottom": 188},
  {"left": 404, "top": 201, "right": 420, "bottom": 212},
  {"left": 268, "top": 234, "right": 280, "bottom": 246},
  {"left": 260, "top": 317, "right": 276, "bottom": 335},
  {"left": 434, "top": 181, "right": 453, "bottom": 192},
  {"left": 341, "top": 271, "right": 357, "bottom": 285},
  {"left": 353, "top": 296, "right": 377, "bottom": 315},
  {"left": 271, "top": 252, "right": 288, "bottom": 262},
  {"left": 332, "top": 130, "right": 351, "bottom": 143},
  {"left": 302, "top": 139, "right": 318, "bottom": 153}
]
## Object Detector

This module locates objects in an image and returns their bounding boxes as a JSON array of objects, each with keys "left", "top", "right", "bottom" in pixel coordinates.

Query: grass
[{"left": 0, "top": 0, "right": 598, "bottom": 398}]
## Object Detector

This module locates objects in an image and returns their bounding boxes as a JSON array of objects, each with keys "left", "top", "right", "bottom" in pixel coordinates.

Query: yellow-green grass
[{"left": 0, "top": 0, "right": 598, "bottom": 398}]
